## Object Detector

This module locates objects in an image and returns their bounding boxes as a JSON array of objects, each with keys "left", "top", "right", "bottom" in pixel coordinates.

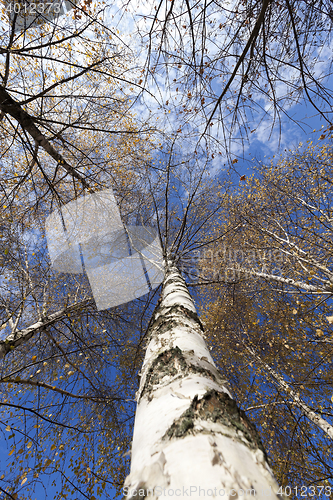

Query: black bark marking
[
  {"left": 163, "top": 389, "right": 268, "bottom": 459},
  {"left": 141, "top": 347, "right": 220, "bottom": 400}
]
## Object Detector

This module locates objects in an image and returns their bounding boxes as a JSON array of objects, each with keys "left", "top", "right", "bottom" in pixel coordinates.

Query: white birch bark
[
  {"left": 226, "top": 267, "right": 332, "bottom": 295},
  {"left": 247, "top": 347, "right": 333, "bottom": 440},
  {"left": 0, "top": 299, "right": 92, "bottom": 358},
  {"left": 124, "top": 265, "right": 282, "bottom": 499}
]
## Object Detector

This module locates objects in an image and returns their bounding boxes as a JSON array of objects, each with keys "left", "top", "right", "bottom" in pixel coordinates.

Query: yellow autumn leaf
[
  {"left": 21, "top": 477, "right": 27, "bottom": 486},
  {"left": 5, "top": 425, "right": 11, "bottom": 431},
  {"left": 8, "top": 447, "right": 15, "bottom": 456}
]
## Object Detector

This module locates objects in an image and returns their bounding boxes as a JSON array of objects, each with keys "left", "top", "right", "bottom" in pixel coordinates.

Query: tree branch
[{"left": 0, "top": 299, "right": 93, "bottom": 358}]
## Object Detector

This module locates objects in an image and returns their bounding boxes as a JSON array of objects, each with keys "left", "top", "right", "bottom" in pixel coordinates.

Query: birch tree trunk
[
  {"left": 246, "top": 347, "right": 333, "bottom": 440},
  {"left": 124, "top": 264, "right": 282, "bottom": 499}
]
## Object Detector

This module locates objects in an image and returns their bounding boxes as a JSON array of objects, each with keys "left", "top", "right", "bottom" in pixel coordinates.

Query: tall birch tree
[
  {"left": 124, "top": 263, "right": 281, "bottom": 499},
  {"left": 1, "top": 0, "right": 333, "bottom": 497}
]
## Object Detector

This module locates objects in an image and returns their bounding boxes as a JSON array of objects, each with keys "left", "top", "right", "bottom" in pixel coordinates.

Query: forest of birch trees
[{"left": 0, "top": 0, "right": 332, "bottom": 498}]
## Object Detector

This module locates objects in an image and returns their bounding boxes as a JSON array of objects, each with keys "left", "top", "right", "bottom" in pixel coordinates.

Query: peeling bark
[{"left": 124, "top": 265, "right": 282, "bottom": 499}]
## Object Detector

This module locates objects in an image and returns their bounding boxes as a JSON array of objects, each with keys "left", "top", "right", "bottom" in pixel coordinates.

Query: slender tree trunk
[
  {"left": 226, "top": 266, "right": 331, "bottom": 295},
  {"left": 0, "top": 299, "right": 93, "bottom": 358},
  {"left": 247, "top": 347, "right": 333, "bottom": 440},
  {"left": 124, "top": 264, "right": 281, "bottom": 499}
]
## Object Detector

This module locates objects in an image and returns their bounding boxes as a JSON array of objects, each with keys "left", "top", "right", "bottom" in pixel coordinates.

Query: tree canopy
[
  {"left": 0, "top": 0, "right": 333, "bottom": 498},
  {"left": 197, "top": 138, "right": 333, "bottom": 489}
]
